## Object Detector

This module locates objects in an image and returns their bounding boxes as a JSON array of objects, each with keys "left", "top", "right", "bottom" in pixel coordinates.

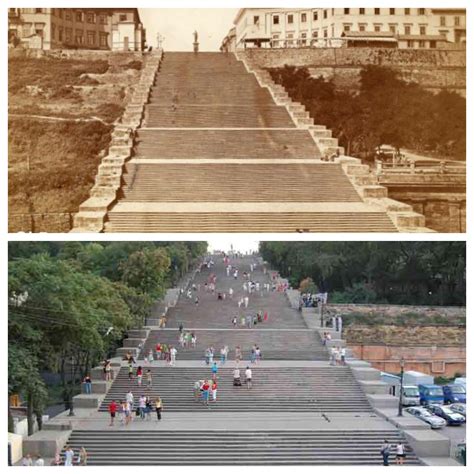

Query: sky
[
  {"left": 207, "top": 237, "right": 259, "bottom": 254},
  {"left": 139, "top": 8, "right": 239, "bottom": 51}
]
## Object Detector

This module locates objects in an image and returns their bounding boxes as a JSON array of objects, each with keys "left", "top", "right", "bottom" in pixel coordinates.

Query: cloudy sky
[{"left": 139, "top": 9, "right": 239, "bottom": 51}]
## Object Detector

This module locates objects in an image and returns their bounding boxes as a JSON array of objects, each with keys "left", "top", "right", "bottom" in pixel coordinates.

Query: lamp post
[
  {"left": 398, "top": 356, "right": 405, "bottom": 417},
  {"left": 68, "top": 356, "right": 75, "bottom": 417}
]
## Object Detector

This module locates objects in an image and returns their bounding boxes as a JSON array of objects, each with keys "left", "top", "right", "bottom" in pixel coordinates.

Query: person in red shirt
[
  {"left": 156, "top": 343, "right": 162, "bottom": 360},
  {"left": 201, "top": 381, "right": 210, "bottom": 406},
  {"left": 109, "top": 400, "right": 117, "bottom": 426}
]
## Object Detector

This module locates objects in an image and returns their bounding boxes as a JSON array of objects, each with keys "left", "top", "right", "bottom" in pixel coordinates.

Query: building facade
[
  {"left": 232, "top": 7, "right": 466, "bottom": 49},
  {"left": 8, "top": 8, "right": 146, "bottom": 51}
]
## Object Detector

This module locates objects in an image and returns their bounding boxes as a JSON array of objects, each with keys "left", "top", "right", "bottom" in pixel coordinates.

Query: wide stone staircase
[
  {"left": 104, "top": 51, "right": 400, "bottom": 233},
  {"left": 66, "top": 430, "right": 421, "bottom": 465},
  {"left": 138, "top": 329, "right": 328, "bottom": 360},
  {"left": 99, "top": 366, "right": 373, "bottom": 413},
  {"left": 61, "top": 254, "right": 422, "bottom": 465}
]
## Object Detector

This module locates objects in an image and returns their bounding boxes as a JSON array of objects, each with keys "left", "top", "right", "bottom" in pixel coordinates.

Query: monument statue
[
  {"left": 193, "top": 30, "right": 199, "bottom": 53},
  {"left": 193, "top": 30, "right": 198, "bottom": 43}
]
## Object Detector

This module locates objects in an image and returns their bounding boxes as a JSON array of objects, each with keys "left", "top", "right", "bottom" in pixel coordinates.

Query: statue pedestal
[{"left": 193, "top": 42, "right": 199, "bottom": 53}]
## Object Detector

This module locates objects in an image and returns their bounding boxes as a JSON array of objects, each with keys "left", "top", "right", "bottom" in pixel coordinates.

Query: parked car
[
  {"left": 418, "top": 384, "right": 444, "bottom": 405},
  {"left": 450, "top": 403, "right": 466, "bottom": 418},
  {"left": 405, "top": 406, "right": 447, "bottom": 429},
  {"left": 443, "top": 384, "right": 466, "bottom": 404},
  {"left": 426, "top": 404, "right": 466, "bottom": 426}
]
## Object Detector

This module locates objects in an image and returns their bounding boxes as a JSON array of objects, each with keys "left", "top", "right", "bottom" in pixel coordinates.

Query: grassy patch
[
  {"left": 8, "top": 54, "right": 142, "bottom": 229},
  {"left": 8, "top": 57, "right": 109, "bottom": 95},
  {"left": 9, "top": 118, "right": 112, "bottom": 213}
]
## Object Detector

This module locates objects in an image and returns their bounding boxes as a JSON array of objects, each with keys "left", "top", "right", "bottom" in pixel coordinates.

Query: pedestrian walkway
[
  {"left": 104, "top": 52, "right": 399, "bottom": 233},
  {"left": 59, "top": 253, "right": 422, "bottom": 465}
]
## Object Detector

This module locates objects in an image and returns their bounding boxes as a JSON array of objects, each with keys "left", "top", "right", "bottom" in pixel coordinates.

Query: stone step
[
  {"left": 98, "top": 366, "right": 373, "bottom": 413},
  {"left": 105, "top": 211, "right": 398, "bottom": 233},
  {"left": 64, "top": 429, "right": 421, "bottom": 465},
  {"left": 119, "top": 163, "right": 363, "bottom": 203}
]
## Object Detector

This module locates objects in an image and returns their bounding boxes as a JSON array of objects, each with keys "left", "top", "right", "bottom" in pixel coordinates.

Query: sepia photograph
[
  {"left": 7, "top": 7, "right": 466, "bottom": 233},
  {"left": 7, "top": 240, "right": 466, "bottom": 465}
]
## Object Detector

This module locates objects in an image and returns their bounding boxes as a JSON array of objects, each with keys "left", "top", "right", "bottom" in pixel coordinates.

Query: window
[
  {"left": 419, "top": 40, "right": 425, "bottom": 48},
  {"left": 75, "top": 29, "right": 84, "bottom": 44},
  {"left": 253, "top": 15, "right": 259, "bottom": 25},
  {"left": 301, "top": 32, "right": 307, "bottom": 45},
  {"left": 374, "top": 8, "right": 380, "bottom": 15},
  {"left": 343, "top": 24, "right": 351, "bottom": 32},
  {"left": 323, "top": 10, "right": 327, "bottom": 19},
  {"left": 58, "top": 27, "right": 63, "bottom": 41},
  {"left": 99, "top": 14, "right": 107, "bottom": 25},
  {"left": 100, "top": 33, "right": 108, "bottom": 47},
  {"left": 405, "top": 8, "right": 410, "bottom": 15},
  {"left": 430, "top": 40, "right": 436, "bottom": 48},
  {"left": 420, "top": 25, "right": 426, "bottom": 35},
  {"left": 454, "top": 16, "right": 460, "bottom": 26},
  {"left": 87, "top": 30, "right": 95, "bottom": 45},
  {"left": 287, "top": 33, "right": 294, "bottom": 46},
  {"left": 374, "top": 25, "right": 381, "bottom": 32},
  {"left": 359, "top": 8, "right": 365, "bottom": 15},
  {"left": 65, "top": 11, "right": 72, "bottom": 21},
  {"left": 312, "top": 30, "right": 318, "bottom": 38},
  {"left": 58, "top": 9, "right": 63, "bottom": 19},
  {"left": 407, "top": 40, "right": 413, "bottom": 47},
  {"left": 323, "top": 29, "right": 328, "bottom": 38},
  {"left": 76, "top": 12, "right": 83, "bottom": 22},
  {"left": 51, "top": 23, "right": 56, "bottom": 39},
  {"left": 87, "top": 13, "right": 95, "bottom": 24},
  {"left": 35, "top": 8, "right": 43, "bottom": 13},
  {"left": 389, "top": 25, "right": 396, "bottom": 34},
  {"left": 359, "top": 24, "right": 366, "bottom": 32},
  {"left": 301, "top": 13, "right": 307, "bottom": 23},
  {"left": 65, "top": 27, "right": 72, "bottom": 43},
  {"left": 273, "top": 15, "right": 280, "bottom": 25},
  {"left": 344, "top": 8, "right": 350, "bottom": 15},
  {"left": 440, "top": 16, "right": 446, "bottom": 26},
  {"left": 404, "top": 25, "right": 411, "bottom": 35},
  {"left": 390, "top": 8, "right": 395, "bottom": 15},
  {"left": 119, "top": 14, "right": 127, "bottom": 22},
  {"left": 419, "top": 8, "right": 425, "bottom": 15},
  {"left": 288, "top": 14, "right": 294, "bottom": 24},
  {"left": 313, "top": 11, "right": 318, "bottom": 21}
]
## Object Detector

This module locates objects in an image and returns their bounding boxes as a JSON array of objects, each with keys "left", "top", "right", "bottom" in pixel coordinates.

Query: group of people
[
  {"left": 108, "top": 393, "right": 164, "bottom": 425},
  {"left": 232, "top": 311, "right": 268, "bottom": 329},
  {"left": 22, "top": 447, "right": 88, "bottom": 466},
  {"left": 142, "top": 344, "right": 178, "bottom": 365},
  {"left": 193, "top": 379, "right": 218, "bottom": 405},
  {"left": 233, "top": 366, "right": 253, "bottom": 389},
  {"left": 381, "top": 440, "right": 406, "bottom": 466},
  {"left": 329, "top": 346, "right": 346, "bottom": 366}
]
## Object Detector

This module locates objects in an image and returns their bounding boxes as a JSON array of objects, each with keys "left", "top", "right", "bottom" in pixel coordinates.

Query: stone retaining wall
[
  {"left": 72, "top": 50, "right": 163, "bottom": 232},
  {"left": 9, "top": 213, "right": 74, "bottom": 233},
  {"left": 236, "top": 52, "right": 429, "bottom": 232},
  {"left": 240, "top": 48, "right": 466, "bottom": 95}
]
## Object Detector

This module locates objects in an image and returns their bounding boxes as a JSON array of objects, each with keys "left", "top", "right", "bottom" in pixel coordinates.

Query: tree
[{"left": 120, "top": 247, "right": 171, "bottom": 299}]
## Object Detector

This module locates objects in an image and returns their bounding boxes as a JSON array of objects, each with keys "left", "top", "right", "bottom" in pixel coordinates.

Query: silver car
[
  {"left": 450, "top": 403, "right": 466, "bottom": 418},
  {"left": 405, "top": 406, "right": 447, "bottom": 429}
]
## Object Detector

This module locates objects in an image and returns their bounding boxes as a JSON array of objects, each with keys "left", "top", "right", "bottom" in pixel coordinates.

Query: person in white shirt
[
  {"left": 233, "top": 368, "right": 241, "bottom": 386},
  {"left": 34, "top": 455, "right": 45, "bottom": 466},
  {"left": 64, "top": 446, "right": 74, "bottom": 466},
  {"left": 229, "top": 288, "right": 233, "bottom": 299},
  {"left": 395, "top": 442, "right": 406, "bottom": 465},
  {"left": 170, "top": 346, "right": 177, "bottom": 366},
  {"left": 245, "top": 366, "right": 252, "bottom": 389},
  {"left": 244, "top": 296, "right": 249, "bottom": 308},
  {"left": 340, "top": 347, "right": 346, "bottom": 365}
]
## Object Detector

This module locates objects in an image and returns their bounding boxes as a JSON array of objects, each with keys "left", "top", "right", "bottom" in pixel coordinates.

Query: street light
[
  {"left": 68, "top": 356, "right": 75, "bottom": 417},
  {"left": 398, "top": 356, "right": 405, "bottom": 417}
]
